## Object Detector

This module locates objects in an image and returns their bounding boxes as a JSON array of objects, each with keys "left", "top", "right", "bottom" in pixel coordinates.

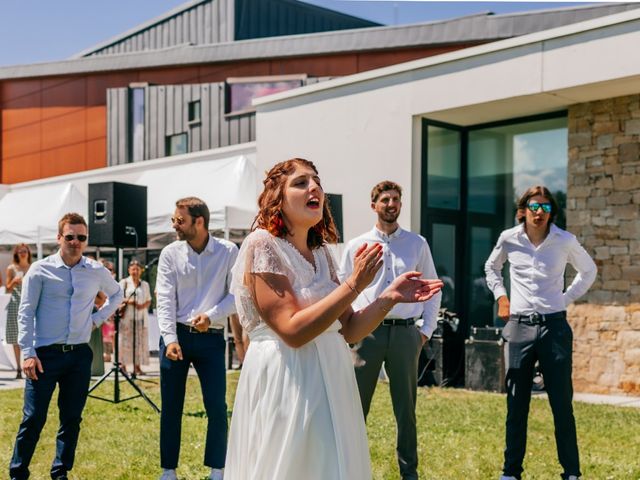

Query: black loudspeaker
[
  {"left": 325, "top": 193, "right": 343, "bottom": 242},
  {"left": 464, "top": 327, "right": 506, "bottom": 393},
  {"left": 88, "top": 182, "right": 147, "bottom": 248},
  {"left": 418, "top": 311, "right": 465, "bottom": 387}
]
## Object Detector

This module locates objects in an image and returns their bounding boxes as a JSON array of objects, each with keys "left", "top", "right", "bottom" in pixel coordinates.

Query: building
[
  {"left": 0, "top": 1, "right": 635, "bottom": 183},
  {"left": 253, "top": 8, "right": 640, "bottom": 395},
  {"left": 1, "top": 1, "right": 638, "bottom": 393}
]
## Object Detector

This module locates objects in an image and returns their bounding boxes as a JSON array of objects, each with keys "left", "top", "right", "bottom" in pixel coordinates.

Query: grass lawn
[{"left": 1, "top": 372, "right": 638, "bottom": 479}]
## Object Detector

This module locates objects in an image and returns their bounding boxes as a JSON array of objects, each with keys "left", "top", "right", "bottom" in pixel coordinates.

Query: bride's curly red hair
[{"left": 253, "top": 158, "right": 339, "bottom": 248}]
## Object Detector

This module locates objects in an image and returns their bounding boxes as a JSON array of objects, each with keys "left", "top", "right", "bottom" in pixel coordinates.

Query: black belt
[
  {"left": 511, "top": 311, "right": 565, "bottom": 325},
  {"left": 38, "top": 343, "right": 88, "bottom": 353},
  {"left": 177, "top": 322, "right": 223, "bottom": 335},
  {"left": 382, "top": 317, "right": 417, "bottom": 327}
]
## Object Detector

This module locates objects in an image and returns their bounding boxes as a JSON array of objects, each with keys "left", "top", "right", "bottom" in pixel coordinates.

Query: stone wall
[{"left": 567, "top": 94, "right": 640, "bottom": 395}]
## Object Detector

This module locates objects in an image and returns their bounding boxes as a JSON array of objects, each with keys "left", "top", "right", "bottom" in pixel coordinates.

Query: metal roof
[
  {"left": 0, "top": 3, "right": 637, "bottom": 81},
  {"left": 71, "top": 0, "right": 380, "bottom": 58}
]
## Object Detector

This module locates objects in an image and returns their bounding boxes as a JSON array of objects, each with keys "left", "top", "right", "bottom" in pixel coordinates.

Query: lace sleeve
[
  {"left": 230, "top": 229, "right": 293, "bottom": 332},
  {"left": 231, "top": 230, "right": 292, "bottom": 292},
  {"left": 322, "top": 245, "right": 340, "bottom": 286}
]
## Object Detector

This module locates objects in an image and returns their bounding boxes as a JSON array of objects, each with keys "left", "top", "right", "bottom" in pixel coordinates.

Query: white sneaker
[
  {"left": 209, "top": 468, "right": 224, "bottom": 480},
  {"left": 159, "top": 469, "right": 178, "bottom": 480},
  {"left": 499, "top": 476, "right": 518, "bottom": 480},
  {"left": 567, "top": 476, "right": 580, "bottom": 480}
]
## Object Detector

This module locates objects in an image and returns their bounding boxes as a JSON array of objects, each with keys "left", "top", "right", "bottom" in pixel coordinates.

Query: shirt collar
[
  {"left": 52, "top": 251, "right": 88, "bottom": 269},
  {"left": 372, "top": 225, "right": 403, "bottom": 241},
  {"left": 184, "top": 234, "right": 215, "bottom": 255},
  {"left": 516, "top": 222, "right": 560, "bottom": 240}
]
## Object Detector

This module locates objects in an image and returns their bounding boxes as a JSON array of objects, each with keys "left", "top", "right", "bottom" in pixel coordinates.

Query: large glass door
[{"left": 421, "top": 113, "right": 568, "bottom": 335}]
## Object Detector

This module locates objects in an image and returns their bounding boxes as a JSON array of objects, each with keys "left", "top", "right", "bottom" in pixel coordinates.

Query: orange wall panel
[
  {"left": 2, "top": 107, "right": 41, "bottom": 131},
  {"left": 41, "top": 110, "right": 87, "bottom": 150},
  {"left": 41, "top": 143, "right": 86, "bottom": 178},
  {"left": 2, "top": 153, "right": 41, "bottom": 183},
  {"left": 2, "top": 122, "right": 41, "bottom": 158},
  {"left": 85, "top": 137, "right": 107, "bottom": 170},
  {"left": 85, "top": 106, "right": 107, "bottom": 140}
]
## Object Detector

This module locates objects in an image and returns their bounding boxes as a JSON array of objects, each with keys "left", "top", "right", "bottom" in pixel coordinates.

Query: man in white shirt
[
  {"left": 156, "top": 197, "right": 238, "bottom": 480},
  {"left": 340, "top": 181, "right": 441, "bottom": 480},
  {"left": 485, "top": 186, "right": 596, "bottom": 480}
]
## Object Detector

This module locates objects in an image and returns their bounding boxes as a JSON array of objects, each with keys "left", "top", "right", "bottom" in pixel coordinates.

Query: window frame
[{"left": 224, "top": 74, "right": 307, "bottom": 116}]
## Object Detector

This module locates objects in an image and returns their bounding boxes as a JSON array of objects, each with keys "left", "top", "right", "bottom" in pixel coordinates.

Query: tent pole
[{"left": 36, "top": 226, "right": 44, "bottom": 260}]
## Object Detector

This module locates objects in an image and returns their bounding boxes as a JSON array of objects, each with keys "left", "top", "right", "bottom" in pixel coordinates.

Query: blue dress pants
[
  {"left": 159, "top": 329, "right": 227, "bottom": 469},
  {"left": 10, "top": 344, "right": 93, "bottom": 480}
]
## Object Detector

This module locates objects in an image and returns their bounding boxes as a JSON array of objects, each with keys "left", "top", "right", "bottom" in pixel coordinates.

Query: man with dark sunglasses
[
  {"left": 485, "top": 186, "right": 597, "bottom": 480},
  {"left": 10, "top": 213, "right": 122, "bottom": 480}
]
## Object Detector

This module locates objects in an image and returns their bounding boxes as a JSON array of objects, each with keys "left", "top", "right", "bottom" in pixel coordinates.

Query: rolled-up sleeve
[
  {"left": 17, "top": 267, "right": 42, "bottom": 359},
  {"left": 563, "top": 236, "right": 597, "bottom": 306},
  {"left": 205, "top": 246, "right": 239, "bottom": 322},
  {"left": 156, "top": 249, "right": 178, "bottom": 345},
  {"left": 418, "top": 240, "right": 442, "bottom": 339},
  {"left": 485, "top": 233, "right": 508, "bottom": 301},
  {"left": 91, "top": 269, "right": 123, "bottom": 326}
]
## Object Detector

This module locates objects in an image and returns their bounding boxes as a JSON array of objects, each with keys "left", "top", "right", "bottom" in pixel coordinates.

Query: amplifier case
[{"left": 464, "top": 327, "right": 506, "bottom": 393}]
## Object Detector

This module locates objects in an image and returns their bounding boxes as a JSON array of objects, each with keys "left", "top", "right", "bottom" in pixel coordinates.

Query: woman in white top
[
  {"left": 225, "top": 158, "right": 443, "bottom": 479},
  {"left": 118, "top": 259, "right": 151, "bottom": 375}
]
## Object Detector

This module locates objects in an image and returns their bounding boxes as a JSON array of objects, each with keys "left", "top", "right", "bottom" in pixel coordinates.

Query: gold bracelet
[
  {"left": 379, "top": 299, "right": 393, "bottom": 313},
  {"left": 345, "top": 280, "right": 361, "bottom": 295}
]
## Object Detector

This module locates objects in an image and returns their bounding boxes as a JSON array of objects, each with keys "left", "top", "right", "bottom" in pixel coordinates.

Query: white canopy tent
[{"left": 0, "top": 143, "right": 257, "bottom": 253}]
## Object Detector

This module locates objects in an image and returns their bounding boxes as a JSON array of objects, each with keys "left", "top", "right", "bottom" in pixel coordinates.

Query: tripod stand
[{"left": 88, "top": 288, "right": 160, "bottom": 413}]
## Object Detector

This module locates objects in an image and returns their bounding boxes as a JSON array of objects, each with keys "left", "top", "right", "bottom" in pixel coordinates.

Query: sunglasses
[
  {"left": 62, "top": 234, "right": 88, "bottom": 242},
  {"left": 171, "top": 216, "right": 187, "bottom": 225},
  {"left": 527, "top": 202, "right": 552, "bottom": 214}
]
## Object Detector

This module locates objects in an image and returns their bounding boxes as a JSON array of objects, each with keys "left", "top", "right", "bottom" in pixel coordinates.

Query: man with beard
[
  {"left": 339, "top": 181, "right": 441, "bottom": 480},
  {"left": 156, "top": 197, "right": 238, "bottom": 480},
  {"left": 10, "top": 213, "right": 122, "bottom": 480}
]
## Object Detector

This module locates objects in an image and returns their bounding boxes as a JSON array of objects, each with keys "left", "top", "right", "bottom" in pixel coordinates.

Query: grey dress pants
[{"left": 353, "top": 322, "right": 423, "bottom": 479}]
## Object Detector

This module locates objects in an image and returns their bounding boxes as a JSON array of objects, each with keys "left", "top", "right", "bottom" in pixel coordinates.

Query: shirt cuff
[
  {"left": 493, "top": 287, "right": 508, "bottom": 301},
  {"left": 162, "top": 333, "right": 179, "bottom": 346},
  {"left": 22, "top": 347, "right": 36, "bottom": 359},
  {"left": 419, "top": 321, "right": 436, "bottom": 339},
  {"left": 204, "top": 305, "right": 219, "bottom": 323},
  {"left": 91, "top": 312, "right": 105, "bottom": 328}
]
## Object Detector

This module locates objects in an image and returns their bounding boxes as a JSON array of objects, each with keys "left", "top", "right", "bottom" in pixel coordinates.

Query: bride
[{"left": 225, "top": 158, "right": 443, "bottom": 479}]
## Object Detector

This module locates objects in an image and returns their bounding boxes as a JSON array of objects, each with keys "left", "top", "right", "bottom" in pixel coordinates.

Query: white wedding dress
[{"left": 225, "top": 229, "right": 372, "bottom": 479}]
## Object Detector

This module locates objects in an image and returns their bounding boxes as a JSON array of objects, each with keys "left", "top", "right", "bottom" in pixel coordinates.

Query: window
[
  {"left": 422, "top": 112, "right": 568, "bottom": 330},
  {"left": 188, "top": 100, "right": 201, "bottom": 124},
  {"left": 166, "top": 133, "right": 188, "bottom": 156},
  {"left": 129, "top": 87, "right": 145, "bottom": 162},
  {"left": 225, "top": 75, "right": 305, "bottom": 114},
  {"left": 468, "top": 117, "right": 568, "bottom": 226}
]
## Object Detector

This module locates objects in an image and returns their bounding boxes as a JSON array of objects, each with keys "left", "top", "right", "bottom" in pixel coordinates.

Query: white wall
[{"left": 255, "top": 13, "right": 640, "bottom": 243}]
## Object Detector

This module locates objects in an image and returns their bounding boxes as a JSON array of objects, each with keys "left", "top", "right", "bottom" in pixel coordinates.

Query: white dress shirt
[
  {"left": 485, "top": 223, "right": 597, "bottom": 315},
  {"left": 18, "top": 253, "right": 123, "bottom": 359},
  {"left": 339, "top": 227, "right": 442, "bottom": 338},
  {"left": 156, "top": 235, "right": 239, "bottom": 345}
]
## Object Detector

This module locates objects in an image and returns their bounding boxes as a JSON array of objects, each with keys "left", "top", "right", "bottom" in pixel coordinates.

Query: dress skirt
[{"left": 225, "top": 322, "right": 372, "bottom": 480}]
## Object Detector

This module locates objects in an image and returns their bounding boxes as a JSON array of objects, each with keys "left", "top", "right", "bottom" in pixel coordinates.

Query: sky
[{"left": 0, "top": 0, "right": 594, "bottom": 67}]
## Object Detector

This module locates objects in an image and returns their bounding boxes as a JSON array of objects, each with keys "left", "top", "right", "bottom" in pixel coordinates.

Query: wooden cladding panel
[
  {"left": 2, "top": 153, "right": 42, "bottom": 183},
  {"left": 2, "top": 122, "right": 41, "bottom": 158},
  {"left": 41, "top": 143, "right": 86, "bottom": 178}
]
